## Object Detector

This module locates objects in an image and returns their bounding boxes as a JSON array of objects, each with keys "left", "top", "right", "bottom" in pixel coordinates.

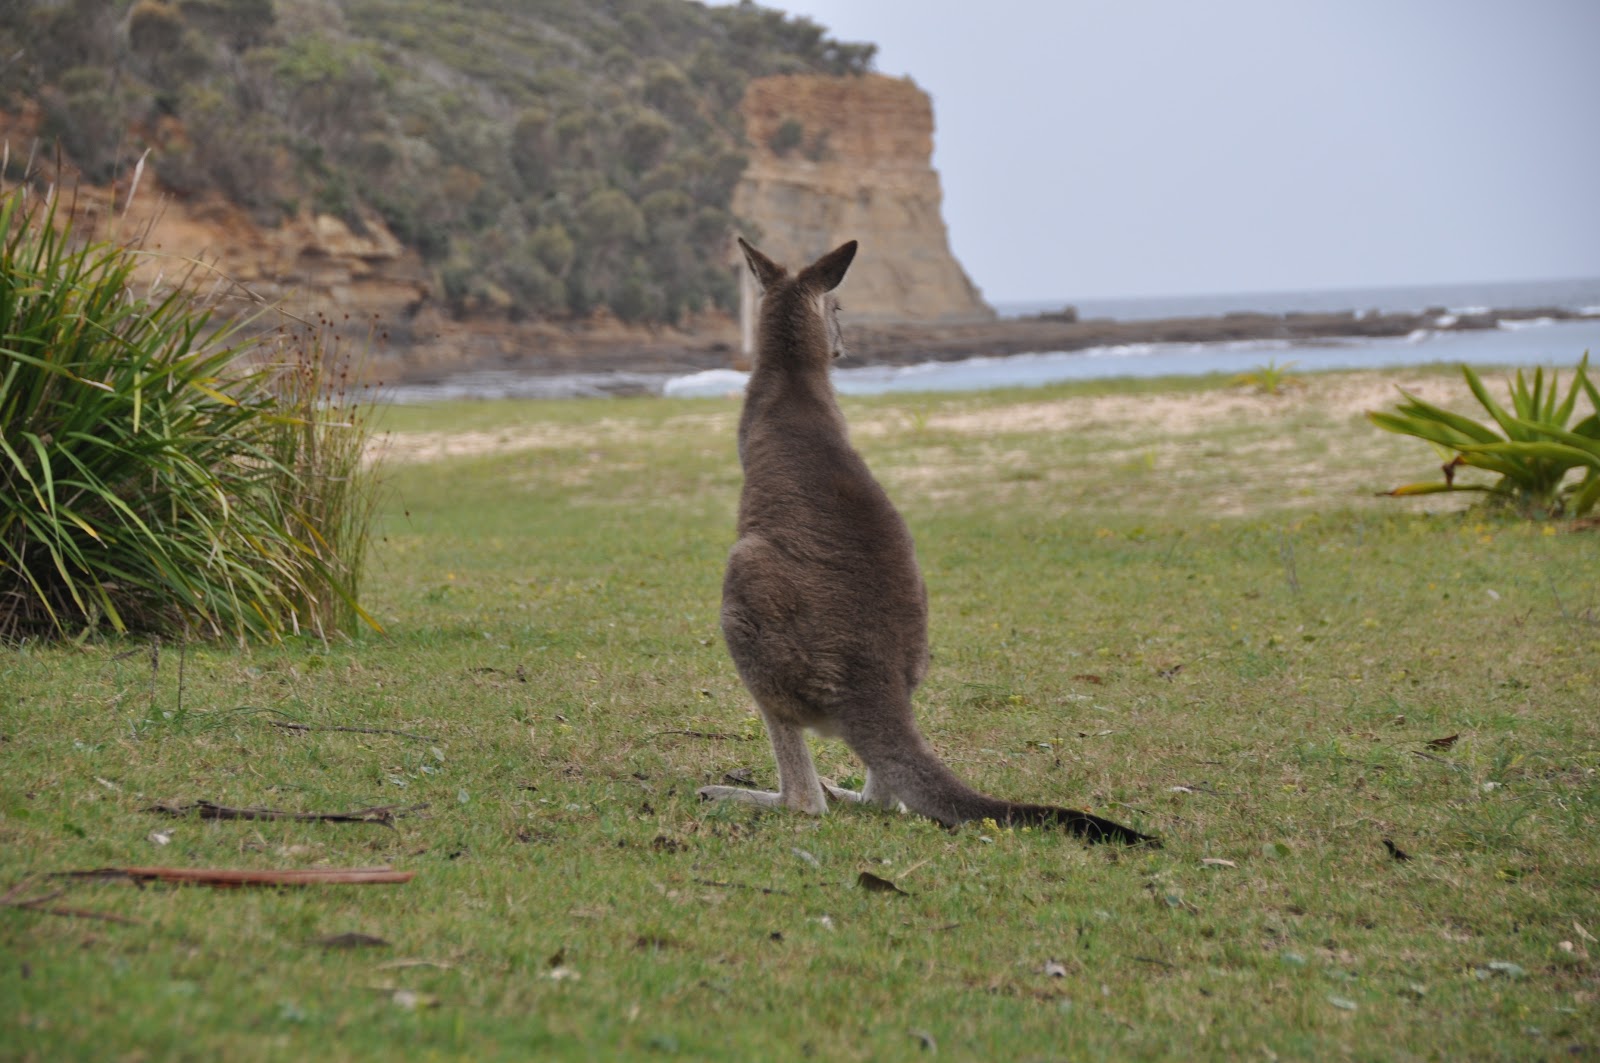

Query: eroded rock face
[{"left": 733, "top": 74, "right": 995, "bottom": 325}]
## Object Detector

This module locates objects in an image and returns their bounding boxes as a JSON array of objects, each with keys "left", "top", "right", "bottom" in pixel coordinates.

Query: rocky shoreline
[{"left": 372, "top": 303, "right": 1592, "bottom": 388}]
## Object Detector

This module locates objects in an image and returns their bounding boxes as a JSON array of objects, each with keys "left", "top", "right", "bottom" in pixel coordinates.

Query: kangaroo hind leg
[{"left": 698, "top": 704, "right": 830, "bottom": 815}]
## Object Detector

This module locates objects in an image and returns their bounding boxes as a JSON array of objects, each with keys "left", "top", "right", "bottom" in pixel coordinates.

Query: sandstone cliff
[
  {"left": 4, "top": 69, "right": 992, "bottom": 380},
  {"left": 732, "top": 74, "right": 994, "bottom": 325}
]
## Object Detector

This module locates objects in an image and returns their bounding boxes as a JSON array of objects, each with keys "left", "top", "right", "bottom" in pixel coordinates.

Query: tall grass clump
[
  {"left": 0, "top": 184, "right": 382, "bottom": 642},
  {"left": 1369, "top": 354, "right": 1600, "bottom": 518}
]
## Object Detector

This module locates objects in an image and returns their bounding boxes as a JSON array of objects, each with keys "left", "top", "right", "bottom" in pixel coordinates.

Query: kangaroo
[{"left": 697, "top": 238, "right": 1157, "bottom": 846}]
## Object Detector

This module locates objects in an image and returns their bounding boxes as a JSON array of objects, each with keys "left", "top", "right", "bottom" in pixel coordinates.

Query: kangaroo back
[{"left": 708, "top": 237, "right": 1157, "bottom": 848}]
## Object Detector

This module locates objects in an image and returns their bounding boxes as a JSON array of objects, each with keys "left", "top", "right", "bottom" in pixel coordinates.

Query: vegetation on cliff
[{"left": 0, "top": 0, "right": 874, "bottom": 324}]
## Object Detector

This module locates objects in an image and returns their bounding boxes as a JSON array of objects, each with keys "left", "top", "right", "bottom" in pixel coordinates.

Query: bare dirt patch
[
  {"left": 373, "top": 370, "right": 1485, "bottom": 517},
  {"left": 375, "top": 411, "right": 737, "bottom": 465},
  {"left": 860, "top": 371, "right": 1486, "bottom": 517},
  {"left": 855, "top": 371, "right": 1479, "bottom": 441}
]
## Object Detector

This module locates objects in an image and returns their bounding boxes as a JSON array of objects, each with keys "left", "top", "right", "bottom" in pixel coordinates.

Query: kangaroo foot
[{"left": 697, "top": 785, "right": 827, "bottom": 815}]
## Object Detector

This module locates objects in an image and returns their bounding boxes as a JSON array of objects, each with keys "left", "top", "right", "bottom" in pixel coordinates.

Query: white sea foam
[
  {"left": 1496, "top": 317, "right": 1557, "bottom": 331},
  {"left": 661, "top": 318, "right": 1600, "bottom": 399},
  {"left": 661, "top": 368, "right": 748, "bottom": 398},
  {"left": 1433, "top": 313, "right": 1458, "bottom": 327}
]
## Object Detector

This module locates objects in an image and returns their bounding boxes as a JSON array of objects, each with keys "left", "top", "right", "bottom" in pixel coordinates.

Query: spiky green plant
[
  {"left": 1231, "top": 357, "right": 1301, "bottom": 396},
  {"left": 255, "top": 321, "right": 386, "bottom": 637},
  {"left": 1368, "top": 354, "right": 1600, "bottom": 517},
  {"left": 0, "top": 186, "right": 381, "bottom": 641}
]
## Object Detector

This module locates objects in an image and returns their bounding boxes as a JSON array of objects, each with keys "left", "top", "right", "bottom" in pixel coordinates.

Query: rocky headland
[{"left": 3, "top": 77, "right": 1587, "bottom": 390}]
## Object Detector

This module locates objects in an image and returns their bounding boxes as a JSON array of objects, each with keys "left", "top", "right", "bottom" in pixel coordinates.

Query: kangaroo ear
[
  {"left": 737, "top": 237, "right": 787, "bottom": 292},
  {"left": 800, "top": 240, "right": 857, "bottom": 293}
]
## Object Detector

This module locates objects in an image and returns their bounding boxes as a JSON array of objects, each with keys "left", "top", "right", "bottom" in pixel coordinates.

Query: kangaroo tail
[{"left": 842, "top": 710, "right": 1159, "bottom": 847}]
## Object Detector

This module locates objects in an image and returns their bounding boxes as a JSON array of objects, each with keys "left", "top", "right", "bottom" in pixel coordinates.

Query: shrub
[
  {"left": 767, "top": 118, "right": 804, "bottom": 157},
  {"left": 1368, "top": 355, "right": 1600, "bottom": 518},
  {"left": 40, "top": 67, "right": 134, "bottom": 184},
  {"left": 0, "top": 186, "right": 381, "bottom": 642},
  {"left": 1232, "top": 358, "right": 1302, "bottom": 396}
]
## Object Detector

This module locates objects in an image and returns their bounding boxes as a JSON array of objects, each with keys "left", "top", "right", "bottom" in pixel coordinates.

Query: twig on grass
[
  {"left": 649, "top": 729, "right": 755, "bottom": 741},
  {"left": 1, "top": 877, "right": 144, "bottom": 925},
  {"left": 269, "top": 720, "right": 437, "bottom": 742},
  {"left": 53, "top": 866, "right": 416, "bottom": 888},
  {"left": 145, "top": 800, "right": 430, "bottom": 828},
  {"left": 9, "top": 898, "right": 145, "bottom": 925},
  {"left": 693, "top": 878, "right": 790, "bottom": 895}
]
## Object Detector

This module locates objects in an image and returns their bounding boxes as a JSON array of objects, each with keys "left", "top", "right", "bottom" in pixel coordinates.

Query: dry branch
[
  {"left": 649, "top": 729, "right": 755, "bottom": 741},
  {"left": 270, "top": 720, "right": 436, "bottom": 742},
  {"left": 55, "top": 866, "right": 416, "bottom": 888},
  {"left": 145, "top": 800, "right": 429, "bottom": 828},
  {"left": 1, "top": 877, "right": 144, "bottom": 925}
]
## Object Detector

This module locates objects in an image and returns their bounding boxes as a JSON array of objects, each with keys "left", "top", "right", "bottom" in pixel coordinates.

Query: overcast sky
[{"left": 740, "top": 1, "right": 1600, "bottom": 304}]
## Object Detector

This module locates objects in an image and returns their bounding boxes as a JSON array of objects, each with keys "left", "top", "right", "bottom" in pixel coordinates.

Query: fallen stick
[
  {"left": 270, "top": 720, "right": 436, "bottom": 742},
  {"left": 12, "top": 899, "right": 145, "bottom": 925},
  {"left": 649, "top": 729, "right": 755, "bottom": 742},
  {"left": 145, "top": 800, "right": 429, "bottom": 828},
  {"left": 1, "top": 878, "right": 144, "bottom": 925},
  {"left": 55, "top": 866, "right": 416, "bottom": 888}
]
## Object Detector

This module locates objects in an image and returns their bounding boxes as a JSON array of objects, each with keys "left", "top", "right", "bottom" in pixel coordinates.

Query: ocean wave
[
  {"left": 642, "top": 318, "right": 1600, "bottom": 400},
  {"left": 661, "top": 368, "right": 748, "bottom": 398},
  {"left": 1496, "top": 317, "right": 1557, "bottom": 331}
]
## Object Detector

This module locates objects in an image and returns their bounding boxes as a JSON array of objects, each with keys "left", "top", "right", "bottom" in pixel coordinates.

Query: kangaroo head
[{"left": 738, "top": 237, "right": 858, "bottom": 364}]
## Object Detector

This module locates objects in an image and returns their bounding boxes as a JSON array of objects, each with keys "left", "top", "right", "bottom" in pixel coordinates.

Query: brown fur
[{"left": 697, "top": 238, "right": 1157, "bottom": 847}]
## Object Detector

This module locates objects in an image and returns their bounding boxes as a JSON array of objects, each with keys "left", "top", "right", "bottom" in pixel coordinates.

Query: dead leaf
[
  {"left": 1200, "top": 858, "right": 1236, "bottom": 868},
  {"left": 1425, "top": 734, "right": 1459, "bottom": 750},
  {"left": 1383, "top": 839, "right": 1411, "bottom": 862},
  {"left": 1477, "top": 961, "right": 1525, "bottom": 979},
  {"left": 390, "top": 988, "right": 440, "bottom": 1010},
  {"left": 857, "top": 871, "right": 908, "bottom": 896},
  {"left": 1042, "top": 960, "right": 1068, "bottom": 977},
  {"left": 908, "top": 1028, "right": 937, "bottom": 1053},
  {"left": 1574, "top": 921, "right": 1597, "bottom": 944},
  {"left": 1072, "top": 673, "right": 1105, "bottom": 685}
]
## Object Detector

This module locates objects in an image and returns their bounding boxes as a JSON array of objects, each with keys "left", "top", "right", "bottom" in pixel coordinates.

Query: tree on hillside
[{"left": 0, "top": 0, "right": 877, "bottom": 326}]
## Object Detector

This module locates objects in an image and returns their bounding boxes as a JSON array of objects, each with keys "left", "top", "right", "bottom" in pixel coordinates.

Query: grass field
[{"left": 3, "top": 366, "right": 1597, "bottom": 1061}]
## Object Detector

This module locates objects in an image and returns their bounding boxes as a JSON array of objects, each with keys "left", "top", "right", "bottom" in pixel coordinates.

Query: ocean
[
  {"left": 991, "top": 275, "right": 1600, "bottom": 322},
  {"left": 386, "top": 276, "right": 1600, "bottom": 402}
]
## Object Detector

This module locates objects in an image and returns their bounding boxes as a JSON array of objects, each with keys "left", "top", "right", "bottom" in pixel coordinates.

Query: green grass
[{"left": 4, "top": 370, "right": 1598, "bottom": 1060}]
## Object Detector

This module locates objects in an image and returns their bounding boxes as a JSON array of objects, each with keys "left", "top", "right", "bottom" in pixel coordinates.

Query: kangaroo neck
[{"left": 739, "top": 357, "right": 845, "bottom": 452}]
